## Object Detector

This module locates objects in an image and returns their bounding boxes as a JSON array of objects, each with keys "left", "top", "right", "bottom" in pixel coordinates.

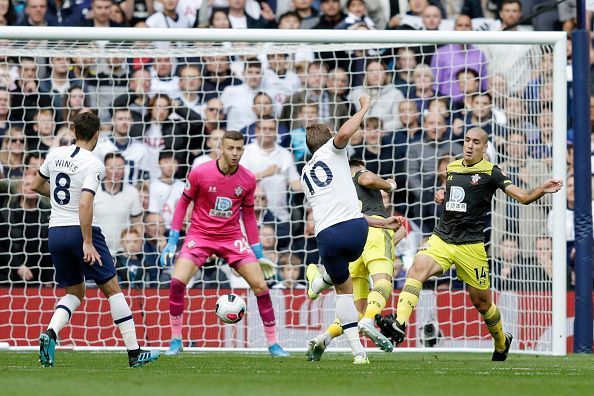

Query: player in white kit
[
  {"left": 31, "top": 112, "right": 159, "bottom": 368},
  {"left": 301, "top": 96, "right": 399, "bottom": 364}
]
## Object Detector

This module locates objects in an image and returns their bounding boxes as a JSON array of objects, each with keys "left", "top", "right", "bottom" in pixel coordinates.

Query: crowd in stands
[{"left": 0, "top": 0, "right": 587, "bottom": 291}]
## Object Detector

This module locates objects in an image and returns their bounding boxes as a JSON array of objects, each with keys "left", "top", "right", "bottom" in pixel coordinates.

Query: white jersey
[
  {"left": 39, "top": 145, "right": 104, "bottom": 228},
  {"left": 93, "top": 136, "right": 150, "bottom": 184},
  {"left": 300, "top": 138, "right": 362, "bottom": 236},
  {"left": 148, "top": 179, "right": 185, "bottom": 229}
]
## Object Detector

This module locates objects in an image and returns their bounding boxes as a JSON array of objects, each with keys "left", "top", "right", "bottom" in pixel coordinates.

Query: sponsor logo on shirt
[
  {"left": 209, "top": 186, "right": 217, "bottom": 193},
  {"left": 445, "top": 186, "right": 467, "bottom": 212},
  {"left": 209, "top": 196, "right": 233, "bottom": 218}
]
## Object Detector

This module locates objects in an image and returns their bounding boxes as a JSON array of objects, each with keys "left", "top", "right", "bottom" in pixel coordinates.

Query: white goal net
[{"left": 0, "top": 29, "right": 567, "bottom": 354}]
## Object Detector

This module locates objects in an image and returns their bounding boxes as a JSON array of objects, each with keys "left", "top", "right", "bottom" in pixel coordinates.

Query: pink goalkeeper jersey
[{"left": 183, "top": 160, "right": 256, "bottom": 239}]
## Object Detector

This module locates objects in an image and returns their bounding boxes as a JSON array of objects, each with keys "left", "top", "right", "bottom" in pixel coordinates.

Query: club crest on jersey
[
  {"left": 187, "top": 240, "right": 196, "bottom": 248},
  {"left": 470, "top": 174, "right": 481, "bottom": 185},
  {"left": 234, "top": 186, "right": 243, "bottom": 197}
]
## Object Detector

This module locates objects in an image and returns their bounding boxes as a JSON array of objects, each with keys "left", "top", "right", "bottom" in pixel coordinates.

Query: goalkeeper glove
[
  {"left": 160, "top": 229, "right": 179, "bottom": 267},
  {"left": 251, "top": 242, "right": 277, "bottom": 280}
]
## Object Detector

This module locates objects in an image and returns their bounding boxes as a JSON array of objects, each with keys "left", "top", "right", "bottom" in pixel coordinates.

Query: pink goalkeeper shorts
[{"left": 178, "top": 233, "right": 257, "bottom": 268}]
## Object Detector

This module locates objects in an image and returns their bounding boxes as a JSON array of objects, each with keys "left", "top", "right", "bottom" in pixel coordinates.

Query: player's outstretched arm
[
  {"left": 504, "top": 178, "right": 563, "bottom": 205},
  {"left": 357, "top": 171, "right": 397, "bottom": 192},
  {"left": 334, "top": 95, "right": 371, "bottom": 149},
  {"left": 80, "top": 191, "right": 102, "bottom": 266},
  {"left": 31, "top": 173, "right": 50, "bottom": 197},
  {"left": 364, "top": 214, "right": 403, "bottom": 231}
]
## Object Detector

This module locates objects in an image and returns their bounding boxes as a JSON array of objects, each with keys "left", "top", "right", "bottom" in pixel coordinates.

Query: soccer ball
[{"left": 215, "top": 294, "right": 246, "bottom": 324}]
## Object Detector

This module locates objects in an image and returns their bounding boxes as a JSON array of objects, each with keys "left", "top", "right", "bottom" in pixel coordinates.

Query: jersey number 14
[{"left": 302, "top": 161, "right": 333, "bottom": 195}]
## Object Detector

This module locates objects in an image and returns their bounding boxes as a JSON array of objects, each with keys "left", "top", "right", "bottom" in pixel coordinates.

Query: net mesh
[{"left": 0, "top": 38, "right": 560, "bottom": 352}]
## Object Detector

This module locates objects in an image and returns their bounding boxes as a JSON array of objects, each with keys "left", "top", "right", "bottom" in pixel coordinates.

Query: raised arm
[
  {"left": 504, "top": 178, "right": 563, "bottom": 205},
  {"left": 333, "top": 95, "right": 371, "bottom": 149},
  {"left": 357, "top": 171, "right": 397, "bottom": 193}
]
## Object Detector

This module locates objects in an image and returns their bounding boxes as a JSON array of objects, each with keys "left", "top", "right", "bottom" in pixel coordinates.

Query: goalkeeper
[
  {"left": 376, "top": 128, "right": 563, "bottom": 361},
  {"left": 159, "top": 131, "right": 288, "bottom": 357},
  {"left": 306, "top": 158, "right": 403, "bottom": 360}
]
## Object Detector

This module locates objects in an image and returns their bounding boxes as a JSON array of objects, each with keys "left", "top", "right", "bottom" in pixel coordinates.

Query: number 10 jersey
[
  {"left": 301, "top": 138, "right": 362, "bottom": 237},
  {"left": 39, "top": 145, "right": 105, "bottom": 228}
]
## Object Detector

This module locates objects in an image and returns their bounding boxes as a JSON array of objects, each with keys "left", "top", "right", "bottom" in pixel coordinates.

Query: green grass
[{"left": 0, "top": 351, "right": 593, "bottom": 396}]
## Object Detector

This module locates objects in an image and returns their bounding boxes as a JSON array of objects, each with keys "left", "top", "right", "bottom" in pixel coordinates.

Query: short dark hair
[
  {"left": 104, "top": 152, "right": 125, "bottom": 165},
  {"left": 456, "top": 68, "right": 479, "bottom": 79},
  {"left": 24, "top": 152, "right": 43, "bottom": 166},
  {"left": 223, "top": 130, "right": 245, "bottom": 144},
  {"left": 253, "top": 92, "right": 272, "bottom": 103},
  {"left": 306, "top": 124, "right": 332, "bottom": 154},
  {"left": 158, "top": 151, "right": 176, "bottom": 162},
  {"left": 499, "top": 0, "right": 521, "bottom": 11},
  {"left": 279, "top": 11, "right": 299, "bottom": 23},
  {"left": 256, "top": 116, "right": 277, "bottom": 127},
  {"left": 245, "top": 57, "right": 262, "bottom": 70},
  {"left": 73, "top": 111, "right": 100, "bottom": 141}
]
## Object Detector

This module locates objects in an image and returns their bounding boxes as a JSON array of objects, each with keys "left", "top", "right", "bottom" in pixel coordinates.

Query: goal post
[{"left": 0, "top": 27, "right": 567, "bottom": 355}]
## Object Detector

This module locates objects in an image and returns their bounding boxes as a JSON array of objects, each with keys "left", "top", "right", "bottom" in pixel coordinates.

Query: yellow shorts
[
  {"left": 417, "top": 233, "right": 489, "bottom": 290},
  {"left": 349, "top": 225, "right": 395, "bottom": 280}
]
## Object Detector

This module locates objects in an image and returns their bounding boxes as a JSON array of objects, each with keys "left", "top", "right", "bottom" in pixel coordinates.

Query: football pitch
[{"left": 1, "top": 351, "right": 593, "bottom": 396}]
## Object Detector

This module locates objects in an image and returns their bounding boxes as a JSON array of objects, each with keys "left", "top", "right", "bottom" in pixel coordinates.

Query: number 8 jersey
[
  {"left": 301, "top": 138, "right": 362, "bottom": 236},
  {"left": 39, "top": 145, "right": 105, "bottom": 228}
]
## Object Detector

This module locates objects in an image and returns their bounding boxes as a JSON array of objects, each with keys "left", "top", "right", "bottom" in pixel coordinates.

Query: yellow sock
[
  {"left": 482, "top": 303, "right": 506, "bottom": 352},
  {"left": 396, "top": 278, "right": 422, "bottom": 325},
  {"left": 364, "top": 279, "right": 393, "bottom": 320},
  {"left": 326, "top": 318, "right": 343, "bottom": 338}
]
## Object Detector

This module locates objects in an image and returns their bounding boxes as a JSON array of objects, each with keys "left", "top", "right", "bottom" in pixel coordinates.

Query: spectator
[
  {"left": 406, "top": 111, "right": 462, "bottom": 230},
  {"left": 0, "top": 0, "right": 17, "bottom": 26},
  {"left": 46, "top": 0, "right": 88, "bottom": 26},
  {"left": 120, "top": 0, "right": 153, "bottom": 26},
  {"left": 201, "top": 55, "right": 241, "bottom": 98},
  {"left": 261, "top": 53, "right": 301, "bottom": 107},
  {"left": 293, "top": 0, "right": 319, "bottom": 29},
  {"left": 348, "top": 59, "right": 405, "bottom": 131},
  {"left": 287, "top": 102, "right": 318, "bottom": 162},
  {"left": 0, "top": 127, "right": 26, "bottom": 179},
  {"left": 200, "top": 96, "right": 227, "bottom": 135},
  {"left": 491, "top": 236, "right": 530, "bottom": 291},
  {"left": 277, "top": 10, "right": 300, "bottom": 29},
  {"left": 39, "top": 57, "right": 85, "bottom": 123},
  {"left": 110, "top": 1, "right": 126, "bottom": 24},
  {"left": 326, "top": 67, "right": 350, "bottom": 106},
  {"left": 431, "top": 14, "right": 488, "bottom": 103},
  {"left": 392, "top": 47, "right": 417, "bottom": 96},
  {"left": 532, "top": 236, "right": 554, "bottom": 286},
  {"left": 142, "top": 212, "right": 169, "bottom": 283},
  {"left": 94, "top": 108, "right": 150, "bottom": 184},
  {"left": 451, "top": 68, "right": 481, "bottom": 118},
  {"left": 530, "top": 113, "right": 553, "bottom": 160},
  {"left": 28, "top": 108, "right": 55, "bottom": 154},
  {"left": 260, "top": 223, "right": 277, "bottom": 254},
  {"left": 282, "top": 61, "right": 348, "bottom": 131},
  {"left": 353, "top": 117, "right": 394, "bottom": 177},
  {"left": 227, "top": 0, "right": 275, "bottom": 28},
  {"left": 295, "top": 207, "right": 319, "bottom": 265},
  {"left": 452, "top": 92, "right": 493, "bottom": 139},
  {"left": 150, "top": 57, "right": 181, "bottom": 99},
  {"left": 49, "top": 126, "right": 76, "bottom": 152},
  {"left": 0, "top": 89, "right": 11, "bottom": 138},
  {"left": 16, "top": 0, "right": 50, "bottom": 26},
  {"left": 312, "top": 0, "right": 345, "bottom": 29},
  {"left": 408, "top": 63, "right": 436, "bottom": 113},
  {"left": 208, "top": 7, "right": 231, "bottom": 28},
  {"left": 95, "top": 153, "right": 144, "bottom": 254},
  {"left": 503, "top": 96, "right": 538, "bottom": 142},
  {"left": 59, "top": 85, "right": 90, "bottom": 129},
  {"left": 174, "top": 64, "right": 204, "bottom": 116},
  {"left": 191, "top": 128, "right": 224, "bottom": 169},
  {"left": 9, "top": 58, "right": 52, "bottom": 125},
  {"left": 336, "top": 0, "right": 375, "bottom": 29},
  {"left": 143, "top": 94, "right": 190, "bottom": 178},
  {"left": 112, "top": 68, "right": 151, "bottom": 138},
  {"left": 116, "top": 227, "right": 159, "bottom": 288},
  {"left": 221, "top": 58, "right": 278, "bottom": 131},
  {"left": 241, "top": 93, "right": 289, "bottom": 144},
  {"left": 83, "top": 0, "right": 123, "bottom": 27},
  {"left": 148, "top": 151, "right": 185, "bottom": 229},
  {"left": 241, "top": 116, "right": 302, "bottom": 223},
  {"left": 145, "top": 0, "right": 192, "bottom": 28},
  {"left": 0, "top": 174, "right": 52, "bottom": 286},
  {"left": 137, "top": 180, "right": 150, "bottom": 212},
  {"left": 273, "top": 254, "right": 306, "bottom": 289}
]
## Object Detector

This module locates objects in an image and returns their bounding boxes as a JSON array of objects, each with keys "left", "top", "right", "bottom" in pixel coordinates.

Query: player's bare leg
[
  {"left": 40, "top": 283, "right": 85, "bottom": 367},
  {"left": 376, "top": 254, "right": 442, "bottom": 345},
  {"left": 468, "top": 286, "right": 513, "bottom": 361},
  {"left": 98, "top": 277, "right": 160, "bottom": 367},
  {"left": 166, "top": 258, "right": 199, "bottom": 356},
  {"left": 236, "top": 262, "right": 289, "bottom": 357}
]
